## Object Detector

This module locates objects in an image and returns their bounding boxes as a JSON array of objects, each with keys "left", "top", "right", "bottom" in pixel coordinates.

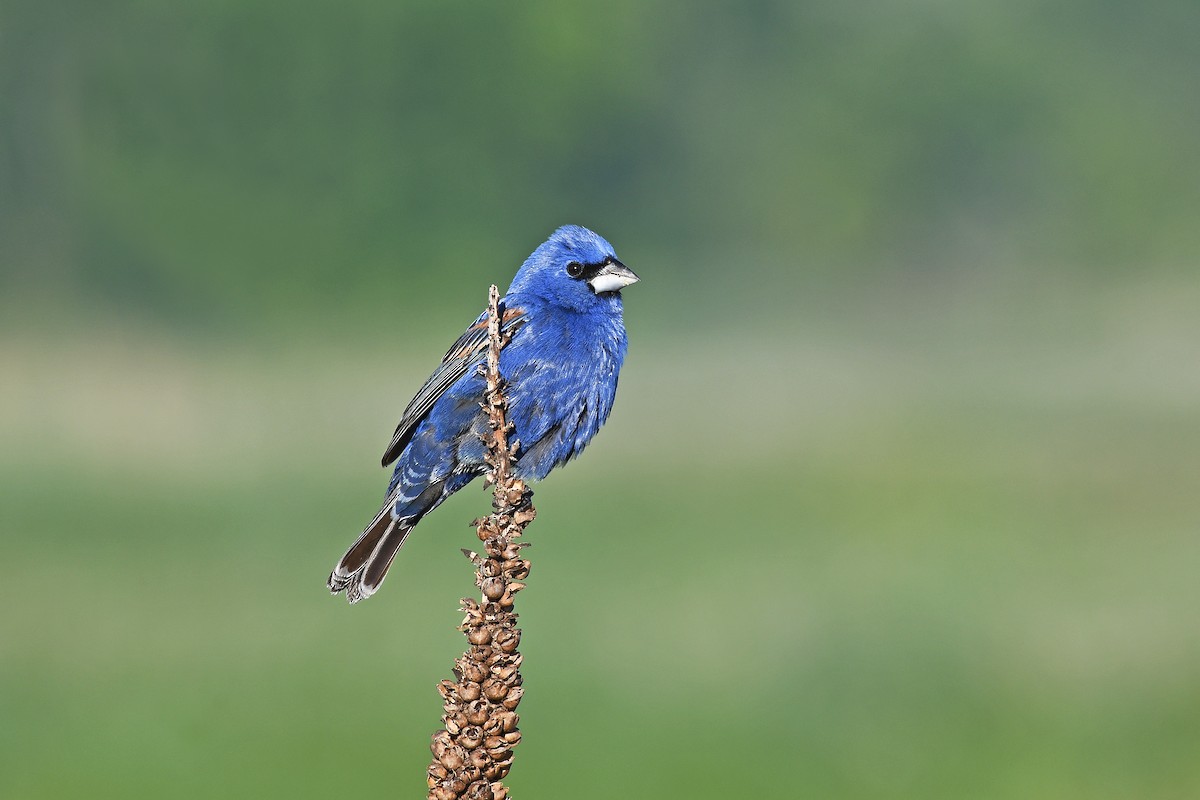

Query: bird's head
[{"left": 507, "top": 225, "right": 639, "bottom": 312}]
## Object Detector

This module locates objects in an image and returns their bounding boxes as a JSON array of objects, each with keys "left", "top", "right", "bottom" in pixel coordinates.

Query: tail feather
[
  {"left": 330, "top": 478, "right": 450, "bottom": 604},
  {"left": 328, "top": 504, "right": 416, "bottom": 604}
]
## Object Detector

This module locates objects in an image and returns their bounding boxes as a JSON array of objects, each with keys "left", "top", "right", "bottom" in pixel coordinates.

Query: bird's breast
[{"left": 500, "top": 313, "right": 626, "bottom": 479}]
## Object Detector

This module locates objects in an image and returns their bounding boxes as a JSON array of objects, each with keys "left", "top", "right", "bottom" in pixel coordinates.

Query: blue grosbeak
[{"left": 329, "top": 225, "right": 639, "bottom": 603}]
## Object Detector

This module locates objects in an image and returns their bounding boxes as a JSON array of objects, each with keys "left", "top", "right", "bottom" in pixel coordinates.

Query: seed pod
[
  {"left": 486, "top": 749, "right": 512, "bottom": 766},
  {"left": 482, "top": 679, "right": 509, "bottom": 702},
  {"left": 469, "top": 747, "right": 489, "bottom": 769},
  {"left": 501, "top": 686, "right": 523, "bottom": 710},
  {"left": 458, "top": 725, "right": 484, "bottom": 749},
  {"left": 503, "top": 730, "right": 522, "bottom": 746},
  {"left": 464, "top": 779, "right": 494, "bottom": 800},
  {"left": 484, "top": 654, "right": 507, "bottom": 671},
  {"left": 495, "top": 711, "right": 518, "bottom": 732},
  {"left": 467, "top": 628, "right": 491, "bottom": 646},
  {"left": 439, "top": 744, "right": 467, "bottom": 771},
  {"left": 429, "top": 785, "right": 456, "bottom": 800},
  {"left": 460, "top": 603, "right": 484, "bottom": 629},
  {"left": 481, "top": 578, "right": 505, "bottom": 601},
  {"left": 485, "top": 651, "right": 512, "bottom": 668},
  {"left": 459, "top": 660, "right": 487, "bottom": 683},
  {"left": 503, "top": 560, "right": 530, "bottom": 580},
  {"left": 464, "top": 700, "right": 489, "bottom": 725},
  {"left": 494, "top": 629, "right": 521, "bottom": 653}
]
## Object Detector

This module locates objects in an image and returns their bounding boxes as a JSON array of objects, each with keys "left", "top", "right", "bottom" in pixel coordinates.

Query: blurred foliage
[
  {"left": 3, "top": 0, "right": 1199, "bottom": 333},
  {"left": 3, "top": 2, "right": 1200, "bottom": 799}
]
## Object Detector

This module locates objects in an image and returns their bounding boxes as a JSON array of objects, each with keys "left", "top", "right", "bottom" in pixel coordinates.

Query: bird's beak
[{"left": 588, "top": 260, "right": 640, "bottom": 295}]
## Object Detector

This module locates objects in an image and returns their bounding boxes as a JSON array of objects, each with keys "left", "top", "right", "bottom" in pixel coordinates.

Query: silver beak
[{"left": 588, "top": 260, "right": 640, "bottom": 294}]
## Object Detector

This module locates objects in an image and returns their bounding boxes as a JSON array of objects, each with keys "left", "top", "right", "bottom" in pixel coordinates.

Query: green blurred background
[{"left": 3, "top": 2, "right": 1199, "bottom": 798}]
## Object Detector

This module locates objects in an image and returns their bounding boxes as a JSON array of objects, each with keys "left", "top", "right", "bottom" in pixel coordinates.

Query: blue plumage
[{"left": 329, "top": 225, "right": 638, "bottom": 603}]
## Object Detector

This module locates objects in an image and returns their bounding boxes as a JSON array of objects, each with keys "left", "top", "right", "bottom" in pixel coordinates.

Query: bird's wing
[{"left": 380, "top": 303, "right": 527, "bottom": 467}]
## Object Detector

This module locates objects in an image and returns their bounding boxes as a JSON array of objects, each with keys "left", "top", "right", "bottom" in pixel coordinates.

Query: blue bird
[{"left": 329, "top": 225, "right": 639, "bottom": 603}]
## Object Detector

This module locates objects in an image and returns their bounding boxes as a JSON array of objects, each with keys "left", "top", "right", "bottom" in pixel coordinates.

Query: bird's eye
[{"left": 566, "top": 261, "right": 584, "bottom": 278}]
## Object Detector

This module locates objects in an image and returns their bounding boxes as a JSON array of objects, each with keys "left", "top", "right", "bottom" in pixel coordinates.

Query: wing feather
[{"left": 380, "top": 304, "right": 526, "bottom": 467}]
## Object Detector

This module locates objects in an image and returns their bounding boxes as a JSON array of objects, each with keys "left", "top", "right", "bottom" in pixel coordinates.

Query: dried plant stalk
[{"left": 427, "top": 284, "right": 535, "bottom": 800}]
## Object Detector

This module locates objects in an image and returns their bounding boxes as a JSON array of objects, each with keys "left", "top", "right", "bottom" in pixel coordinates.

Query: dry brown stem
[{"left": 427, "top": 284, "right": 535, "bottom": 800}]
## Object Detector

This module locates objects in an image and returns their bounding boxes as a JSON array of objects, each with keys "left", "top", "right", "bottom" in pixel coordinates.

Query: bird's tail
[{"left": 328, "top": 502, "right": 418, "bottom": 604}]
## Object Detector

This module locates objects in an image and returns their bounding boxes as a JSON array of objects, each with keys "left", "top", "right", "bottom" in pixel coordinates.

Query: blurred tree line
[{"left": 2, "top": 0, "right": 1197, "bottom": 333}]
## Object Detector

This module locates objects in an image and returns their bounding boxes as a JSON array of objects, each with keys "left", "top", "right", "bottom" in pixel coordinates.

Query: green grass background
[{"left": 3, "top": 2, "right": 1200, "bottom": 798}]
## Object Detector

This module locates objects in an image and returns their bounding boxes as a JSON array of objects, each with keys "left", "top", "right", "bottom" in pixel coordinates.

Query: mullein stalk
[{"left": 427, "top": 285, "right": 535, "bottom": 800}]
